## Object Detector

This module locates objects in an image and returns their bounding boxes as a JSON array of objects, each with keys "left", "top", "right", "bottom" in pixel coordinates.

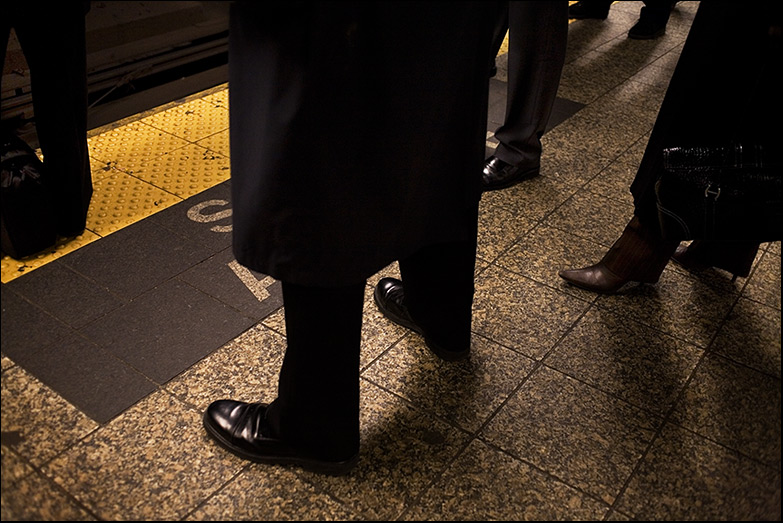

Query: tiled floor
[{"left": 2, "top": 2, "right": 780, "bottom": 520}]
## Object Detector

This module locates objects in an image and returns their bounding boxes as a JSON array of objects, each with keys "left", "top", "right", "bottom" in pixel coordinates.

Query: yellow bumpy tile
[
  {"left": 87, "top": 121, "right": 191, "bottom": 175},
  {"left": 131, "top": 143, "right": 231, "bottom": 200},
  {"left": 86, "top": 168, "right": 182, "bottom": 237}
]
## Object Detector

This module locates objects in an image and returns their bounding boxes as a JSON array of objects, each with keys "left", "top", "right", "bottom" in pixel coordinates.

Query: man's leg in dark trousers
[
  {"left": 399, "top": 233, "right": 478, "bottom": 355},
  {"left": 266, "top": 281, "right": 365, "bottom": 463},
  {"left": 492, "top": 1, "right": 568, "bottom": 169},
  {"left": 12, "top": 4, "right": 93, "bottom": 237}
]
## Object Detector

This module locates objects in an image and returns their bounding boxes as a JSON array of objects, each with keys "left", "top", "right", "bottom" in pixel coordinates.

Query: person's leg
[
  {"left": 375, "top": 206, "right": 479, "bottom": 360},
  {"left": 559, "top": 215, "right": 680, "bottom": 294},
  {"left": 266, "top": 281, "right": 365, "bottom": 462},
  {"left": 13, "top": 4, "right": 92, "bottom": 237},
  {"left": 483, "top": 1, "right": 568, "bottom": 190},
  {"left": 203, "top": 280, "right": 364, "bottom": 475},
  {"left": 398, "top": 239, "right": 476, "bottom": 355},
  {"left": 628, "top": 0, "right": 674, "bottom": 40},
  {"left": 488, "top": 1, "right": 509, "bottom": 78}
]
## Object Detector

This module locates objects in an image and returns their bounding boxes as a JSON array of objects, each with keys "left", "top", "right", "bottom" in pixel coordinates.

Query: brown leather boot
[
  {"left": 559, "top": 216, "right": 679, "bottom": 294},
  {"left": 558, "top": 262, "right": 628, "bottom": 294}
]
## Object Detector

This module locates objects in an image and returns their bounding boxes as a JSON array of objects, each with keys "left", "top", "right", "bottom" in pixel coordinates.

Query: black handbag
[
  {"left": 0, "top": 133, "right": 57, "bottom": 259},
  {"left": 655, "top": 143, "right": 782, "bottom": 242}
]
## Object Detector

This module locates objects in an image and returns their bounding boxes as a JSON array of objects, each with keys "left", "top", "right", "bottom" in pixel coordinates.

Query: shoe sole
[{"left": 202, "top": 414, "right": 358, "bottom": 476}]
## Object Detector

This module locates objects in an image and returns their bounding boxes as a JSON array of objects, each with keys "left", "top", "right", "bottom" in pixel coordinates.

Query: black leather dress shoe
[
  {"left": 558, "top": 262, "right": 630, "bottom": 294},
  {"left": 482, "top": 156, "right": 540, "bottom": 191},
  {"left": 203, "top": 400, "right": 358, "bottom": 476},
  {"left": 373, "top": 277, "right": 469, "bottom": 361}
]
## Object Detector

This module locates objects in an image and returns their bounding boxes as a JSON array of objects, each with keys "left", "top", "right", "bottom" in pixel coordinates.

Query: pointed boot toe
[{"left": 558, "top": 263, "right": 629, "bottom": 294}]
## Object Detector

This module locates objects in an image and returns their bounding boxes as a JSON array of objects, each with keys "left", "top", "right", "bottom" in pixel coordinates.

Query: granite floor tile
[
  {"left": 480, "top": 366, "right": 661, "bottom": 505},
  {"left": 473, "top": 265, "right": 591, "bottom": 360},
  {"left": 742, "top": 248, "right": 782, "bottom": 310},
  {"left": 479, "top": 172, "right": 582, "bottom": 224},
  {"left": 359, "top": 286, "right": 409, "bottom": 371},
  {"left": 595, "top": 265, "right": 740, "bottom": 348},
  {"left": 597, "top": 78, "right": 667, "bottom": 116},
  {"left": 3, "top": 4, "right": 775, "bottom": 520},
  {"left": 239, "top": 282, "right": 411, "bottom": 373},
  {"left": 496, "top": 222, "right": 605, "bottom": 300},
  {"left": 558, "top": 45, "right": 639, "bottom": 105},
  {"left": 165, "top": 323, "right": 286, "bottom": 411},
  {"left": 544, "top": 307, "right": 703, "bottom": 416},
  {"left": 42, "top": 390, "right": 243, "bottom": 521},
  {"left": 261, "top": 307, "right": 286, "bottom": 338},
  {"left": 627, "top": 46, "right": 686, "bottom": 91},
  {"left": 614, "top": 424, "right": 781, "bottom": 520},
  {"left": 552, "top": 101, "right": 656, "bottom": 162},
  {"left": 667, "top": 247, "right": 765, "bottom": 296},
  {"left": 539, "top": 137, "right": 611, "bottom": 189},
  {"left": 668, "top": 353, "right": 781, "bottom": 467},
  {"left": 710, "top": 297, "right": 781, "bottom": 378},
  {"left": 1, "top": 366, "right": 99, "bottom": 468},
  {"left": 185, "top": 465, "right": 360, "bottom": 521},
  {"left": 0, "top": 454, "right": 95, "bottom": 521},
  {"left": 365, "top": 261, "right": 400, "bottom": 291},
  {"left": 583, "top": 156, "right": 639, "bottom": 207},
  {"left": 547, "top": 96, "right": 587, "bottom": 132},
  {"left": 563, "top": 9, "right": 638, "bottom": 64},
  {"left": 558, "top": 41, "right": 668, "bottom": 104},
  {"left": 300, "top": 381, "right": 472, "bottom": 521},
  {"left": 544, "top": 190, "right": 634, "bottom": 248},
  {"left": 403, "top": 439, "right": 609, "bottom": 521},
  {"left": 363, "top": 334, "right": 536, "bottom": 434},
  {"left": 477, "top": 199, "right": 536, "bottom": 264}
]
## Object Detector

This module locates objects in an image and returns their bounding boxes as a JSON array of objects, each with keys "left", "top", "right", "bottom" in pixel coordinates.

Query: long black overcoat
[
  {"left": 229, "top": 2, "right": 497, "bottom": 286},
  {"left": 631, "top": 0, "right": 783, "bottom": 227}
]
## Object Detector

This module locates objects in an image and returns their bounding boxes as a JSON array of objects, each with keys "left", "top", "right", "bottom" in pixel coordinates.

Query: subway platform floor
[{"left": 1, "top": 2, "right": 780, "bottom": 520}]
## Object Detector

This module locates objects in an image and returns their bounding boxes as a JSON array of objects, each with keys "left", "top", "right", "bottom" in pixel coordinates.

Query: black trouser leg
[
  {"left": 399, "top": 233, "right": 478, "bottom": 354},
  {"left": 492, "top": 1, "right": 568, "bottom": 167},
  {"left": 266, "top": 281, "right": 365, "bottom": 462},
  {"left": 11, "top": 5, "right": 92, "bottom": 236}
]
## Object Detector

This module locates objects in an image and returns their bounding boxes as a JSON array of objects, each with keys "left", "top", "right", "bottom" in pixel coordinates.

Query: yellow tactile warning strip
[{"left": 1, "top": 84, "right": 231, "bottom": 284}]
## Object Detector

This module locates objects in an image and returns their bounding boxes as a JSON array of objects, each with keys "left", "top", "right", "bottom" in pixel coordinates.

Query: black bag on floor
[
  {"left": 655, "top": 143, "right": 783, "bottom": 242},
  {"left": 1, "top": 133, "right": 57, "bottom": 259}
]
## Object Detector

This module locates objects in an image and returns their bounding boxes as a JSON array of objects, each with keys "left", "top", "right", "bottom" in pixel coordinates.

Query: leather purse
[{"left": 655, "top": 143, "right": 782, "bottom": 241}]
